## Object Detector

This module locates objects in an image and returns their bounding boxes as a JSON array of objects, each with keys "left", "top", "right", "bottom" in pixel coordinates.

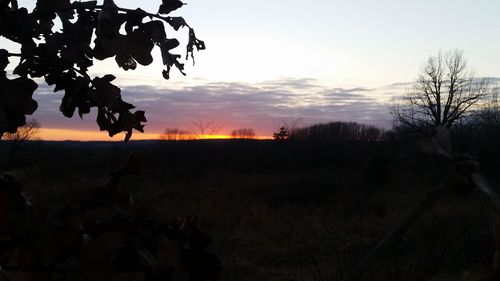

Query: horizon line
[{"left": 32, "top": 128, "right": 272, "bottom": 142}]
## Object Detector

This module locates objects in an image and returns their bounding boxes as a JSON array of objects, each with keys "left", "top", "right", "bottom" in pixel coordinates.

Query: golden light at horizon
[
  {"left": 37, "top": 128, "right": 271, "bottom": 141},
  {"left": 38, "top": 128, "right": 160, "bottom": 141}
]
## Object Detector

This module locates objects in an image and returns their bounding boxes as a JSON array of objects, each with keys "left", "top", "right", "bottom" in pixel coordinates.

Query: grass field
[{"left": 1, "top": 139, "right": 499, "bottom": 281}]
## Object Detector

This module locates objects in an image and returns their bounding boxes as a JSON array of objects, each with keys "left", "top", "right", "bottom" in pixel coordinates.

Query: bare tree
[
  {"left": 159, "top": 128, "right": 193, "bottom": 141},
  {"left": 392, "top": 50, "right": 492, "bottom": 130},
  {"left": 190, "top": 119, "right": 225, "bottom": 139},
  {"left": 230, "top": 128, "right": 256, "bottom": 139},
  {"left": 2, "top": 119, "right": 41, "bottom": 152}
]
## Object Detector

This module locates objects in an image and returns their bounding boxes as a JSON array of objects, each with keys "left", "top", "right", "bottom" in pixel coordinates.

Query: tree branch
[{"left": 30, "top": 2, "right": 191, "bottom": 28}]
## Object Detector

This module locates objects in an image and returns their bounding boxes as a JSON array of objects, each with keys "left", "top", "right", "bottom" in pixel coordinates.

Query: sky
[{"left": 4, "top": 0, "right": 500, "bottom": 140}]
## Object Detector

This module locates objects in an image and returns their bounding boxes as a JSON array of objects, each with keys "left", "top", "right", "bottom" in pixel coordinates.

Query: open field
[{"left": 1, "top": 139, "right": 500, "bottom": 281}]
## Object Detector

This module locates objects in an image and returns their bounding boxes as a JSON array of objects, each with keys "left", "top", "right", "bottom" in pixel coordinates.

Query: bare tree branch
[
  {"left": 1, "top": 119, "right": 40, "bottom": 153},
  {"left": 391, "top": 50, "right": 493, "bottom": 130}
]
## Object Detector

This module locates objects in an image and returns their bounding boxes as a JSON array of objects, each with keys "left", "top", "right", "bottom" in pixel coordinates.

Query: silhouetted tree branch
[
  {"left": 190, "top": 119, "right": 224, "bottom": 139},
  {"left": 0, "top": 0, "right": 205, "bottom": 140}
]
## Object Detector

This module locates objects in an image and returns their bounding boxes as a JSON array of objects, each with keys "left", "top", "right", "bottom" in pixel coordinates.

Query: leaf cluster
[
  {"left": 0, "top": 0, "right": 205, "bottom": 140},
  {"left": 0, "top": 155, "right": 221, "bottom": 280}
]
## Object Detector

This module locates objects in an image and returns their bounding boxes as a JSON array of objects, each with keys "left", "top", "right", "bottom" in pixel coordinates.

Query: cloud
[
  {"left": 31, "top": 77, "right": 455, "bottom": 137},
  {"left": 386, "top": 81, "right": 413, "bottom": 88}
]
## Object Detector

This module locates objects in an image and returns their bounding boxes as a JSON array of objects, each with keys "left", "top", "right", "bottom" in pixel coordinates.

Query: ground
[{"left": 1, "top": 138, "right": 499, "bottom": 281}]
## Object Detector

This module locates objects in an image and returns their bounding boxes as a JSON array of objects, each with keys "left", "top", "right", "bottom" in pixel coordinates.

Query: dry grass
[{"left": 1, "top": 139, "right": 499, "bottom": 280}]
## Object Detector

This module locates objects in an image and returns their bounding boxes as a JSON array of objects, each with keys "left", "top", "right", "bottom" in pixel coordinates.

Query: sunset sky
[{"left": 4, "top": 0, "right": 500, "bottom": 140}]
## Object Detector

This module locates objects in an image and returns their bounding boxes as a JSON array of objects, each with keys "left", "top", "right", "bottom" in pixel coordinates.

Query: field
[{"left": 1, "top": 139, "right": 500, "bottom": 281}]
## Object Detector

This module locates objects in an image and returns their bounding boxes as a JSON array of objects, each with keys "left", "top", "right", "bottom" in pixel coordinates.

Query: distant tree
[
  {"left": 2, "top": 118, "right": 40, "bottom": 152},
  {"left": 159, "top": 127, "right": 192, "bottom": 140},
  {"left": 391, "top": 50, "right": 492, "bottom": 131},
  {"left": 273, "top": 126, "right": 290, "bottom": 140},
  {"left": 272, "top": 118, "right": 302, "bottom": 140},
  {"left": 230, "top": 128, "right": 255, "bottom": 139}
]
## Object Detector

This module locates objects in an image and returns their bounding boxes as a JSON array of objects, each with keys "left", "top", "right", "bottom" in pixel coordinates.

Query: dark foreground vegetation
[{"left": 1, "top": 135, "right": 500, "bottom": 281}]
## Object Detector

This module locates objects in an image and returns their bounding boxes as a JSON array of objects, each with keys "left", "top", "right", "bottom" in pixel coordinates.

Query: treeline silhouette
[
  {"left": 289, "top": 121, "right": 386, "bottom": 141},
  {"left": 282, "top": 105, "right": 500, "bottom": 145}
]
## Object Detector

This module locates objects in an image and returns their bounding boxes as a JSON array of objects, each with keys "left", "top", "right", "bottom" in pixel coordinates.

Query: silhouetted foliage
[
  {"left": 230, "top": 127, "right": 255, "bottom": 139},
  {"left": 391, "top": 50, "right": 492, "bottom": 131},
  {"left": 0, "top": 1, "right": 221, "bottom": 280},
  {"left": 290, "top": 121, "right": 386, "bottom": 142},
  {"left": 0, "top": 0, "right": 205, "bottom": 140}
]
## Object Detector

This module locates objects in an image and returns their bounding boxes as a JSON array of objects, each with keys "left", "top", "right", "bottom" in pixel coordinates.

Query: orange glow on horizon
[
  {"left": 196, "top": 134, "right": 270, "bottom": 140},
  {"left": 38, "top": 128, "right": 159, "bottom": 141},
  {"left": 37, "top": 128, "right": 271, "bottom": 141}
]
